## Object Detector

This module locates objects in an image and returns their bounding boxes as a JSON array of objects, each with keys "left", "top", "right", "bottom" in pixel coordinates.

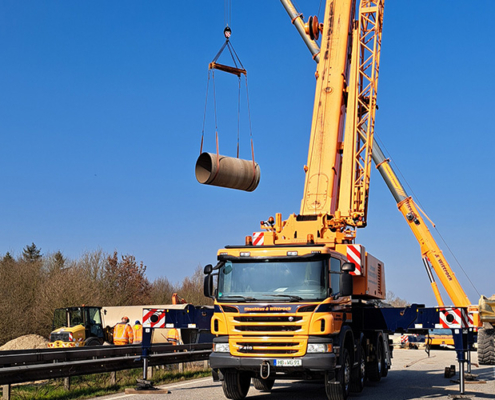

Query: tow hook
[{"left": 260, "top": 360, "right": 271, "bottom": 379}]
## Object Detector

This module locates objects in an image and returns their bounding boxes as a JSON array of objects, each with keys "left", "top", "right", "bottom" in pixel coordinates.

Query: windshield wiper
[
  {"left": 261, "top": 294, "right": 303, "bottom": 301},
  {"left": 219, "top": 295, "right": 257, "bottom": 301}
]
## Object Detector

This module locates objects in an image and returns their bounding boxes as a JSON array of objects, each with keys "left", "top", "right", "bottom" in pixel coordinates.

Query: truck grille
[
  {"left": 232, "top": 339, "right": 302, "bottom": 356},
  {"left": 224, "top": 308, "right": 314, "bottom": 357},
  {"left": 234, "top": 316, "right": 302, "bottom": 323},
  {"left": 50, "top": 332, "right": 70, "bottom": 342}
]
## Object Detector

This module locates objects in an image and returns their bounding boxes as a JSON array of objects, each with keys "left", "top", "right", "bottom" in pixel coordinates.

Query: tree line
[
  {"left": 0, "top": 243, "right": 210, "bottom": 346},
  {"left": 0, "top": 243, "right": 410, "bottom": 347}
]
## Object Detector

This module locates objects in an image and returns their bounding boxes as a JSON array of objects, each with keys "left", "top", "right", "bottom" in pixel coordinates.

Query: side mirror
[
  {"left": 341, "top": 262, "right": 355, "bottom": 273},
  {"left": 204, "top": 275, "right": 214, "bottom": 298},
  {"left": 204, "top": 264, "right": 213, "bottom": 274},
  {"left": 340, "top": 262, "right": 354, "bottom": 297}
]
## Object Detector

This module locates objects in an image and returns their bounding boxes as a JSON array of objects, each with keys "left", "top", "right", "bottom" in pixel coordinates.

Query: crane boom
[
  {"left": 281, "top": 0, "right": 472, "bottom": 308},
  {"left": 372, "top": 146, "right": 471, "bottom": 307},
  {"left": 262, "top": 0, "right": 384, "bottom": 247},
  {"left": 299, "top": 0, "right": 354, "bottom": 217}
]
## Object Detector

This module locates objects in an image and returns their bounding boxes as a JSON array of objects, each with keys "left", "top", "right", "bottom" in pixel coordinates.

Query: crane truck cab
[
  {"left": 48, "top": 306, "right": 107, "bottom": 348},
  {"left": 204, "top": 242, "right": 391, "bottom": 399}
]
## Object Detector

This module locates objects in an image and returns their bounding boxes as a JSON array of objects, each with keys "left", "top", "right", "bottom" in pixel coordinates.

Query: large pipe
[{"left": 195, "top": 152, "right": 261, "bottom": 192}]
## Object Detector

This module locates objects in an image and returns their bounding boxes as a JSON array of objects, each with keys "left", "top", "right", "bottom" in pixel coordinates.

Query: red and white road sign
[
  {"left": 439, "top": 308, "right": 471, "bottom": 329},
  {"left": 142, "top": 308, "right": 166, "bottom": 328},
  {"left": 347, "top": 245, "right": 363, "bottom": 276},
  {"left": 253, "top": 232, "right": 264, "bottom": 246}
]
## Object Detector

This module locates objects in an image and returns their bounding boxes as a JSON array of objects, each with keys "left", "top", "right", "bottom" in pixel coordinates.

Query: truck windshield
[
  {"left": 217, "top": 259, "right": 327, "bottom": 302},
  {"left": 69, "top": 309, "right": 83, "bottom": 326}
]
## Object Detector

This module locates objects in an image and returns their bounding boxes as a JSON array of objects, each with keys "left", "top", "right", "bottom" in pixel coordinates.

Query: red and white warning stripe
[
  {"left": 142, "top": 308, "right": 166, "bottom": 328},
  {"left": 439, "top": 308, "right": 470, "bottom": 329},
  {"left": 400, "top": 335, "right": 409, "bottom": 344},
  {"left": 467, "top": 311, "right": 475, "bottom": 328},
  {"left": 253, "top": 232, "right": 264, "bottom": 246},
  {"left": 347, "top": 245, "right": 362, "bottom": 276}
]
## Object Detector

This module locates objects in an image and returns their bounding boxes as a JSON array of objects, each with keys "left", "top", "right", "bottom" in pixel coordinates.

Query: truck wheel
[
  {"left": 478, "top": 327, "right": 495, "bottom": 365},
  {"left": 367, "top": 338, "right": 382, "bottom": 382},
  {"left": 252, "top": 377, "right": 274, "bottom": 392},
  {"left": 85, "top": 338, "right": 101, "bottom": 346},
  {"left": 350, "top": 344, "right": 366, "bottom": 392},
  {"left": 221, "top": 370, "right": 251, "bottom": 400},
  {"left": 325, "top": 347, "right": 350, "bottom": 400},
  {"left": 381, "top": 348, "right": 389, "bottom": 378}
]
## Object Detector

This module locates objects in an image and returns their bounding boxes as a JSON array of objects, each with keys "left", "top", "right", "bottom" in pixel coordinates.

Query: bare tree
[
  {"left": 176, "top": 266, "right": 213, "bottom": 306},
  {"left": 386, "top": 291, "right": 410, "bottom": 307},
  {"left": 149, "top": 277, "right": 178, "bottom": 304}
]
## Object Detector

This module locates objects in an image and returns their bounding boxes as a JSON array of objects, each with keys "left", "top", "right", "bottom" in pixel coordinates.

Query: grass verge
[{"left": 7, "top": 364, "right": 211, "bottom": 400}]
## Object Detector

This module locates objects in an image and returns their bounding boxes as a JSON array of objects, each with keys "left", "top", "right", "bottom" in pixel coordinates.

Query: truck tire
[
  {"left": 478, "top": 328, "right": 495, "bottom": 365},
  {"left": 221, "top": 370, "right": 251, "bottom": 400},
  {"left": 85, "top": 338, "right": 101, "bottom": 346},
  {"left": 252, "top": 377, "right": 274, "bottom": 392},
  {"left": 350, "top": 344, "right": 366, "bottom": 392},
  {"left": 381, "top": 348, "right": 389, "bottom": 378},
  {"left": 367, "top": 338, "right": 383, "bottom": 382},
  {"left": 325, "top": 347, "right": 350, "bottom": 400}
]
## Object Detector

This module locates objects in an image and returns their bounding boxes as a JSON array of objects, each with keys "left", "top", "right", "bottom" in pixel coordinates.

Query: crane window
[{"left": 329, "top": 258, "right": 341, "bottom": 295}]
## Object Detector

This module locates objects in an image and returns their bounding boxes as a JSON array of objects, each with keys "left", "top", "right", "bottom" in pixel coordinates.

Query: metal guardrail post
[
  {"left": 110, "top": 372, "right": 116, "bottom": 386},
  {"left": 2, "top": 385, "right": 10, "bottom": 400},
  {"left": 2, "top": 384, "right": 11, "bottom": 400},
  {"left": 64, "top": 377, "right": 70, "bottom": 391}
]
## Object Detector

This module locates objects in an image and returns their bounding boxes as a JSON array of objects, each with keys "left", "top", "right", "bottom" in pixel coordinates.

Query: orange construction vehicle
[{"left": 199, "top": 1, "right": 493, "bottom": 399}]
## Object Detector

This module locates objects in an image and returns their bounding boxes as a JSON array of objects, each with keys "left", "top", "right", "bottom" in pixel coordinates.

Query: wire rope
[{"left": 200, "top": 71, "right": 212, "bottom": 154}]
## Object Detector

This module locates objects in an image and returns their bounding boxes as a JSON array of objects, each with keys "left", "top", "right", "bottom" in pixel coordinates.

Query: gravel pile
[{"left": 0, "top": 334, "right": 48, "bottom": 351}]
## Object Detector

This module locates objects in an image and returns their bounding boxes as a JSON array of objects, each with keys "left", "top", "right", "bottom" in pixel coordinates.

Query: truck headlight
[
  {"left": 307, "top": 343, "right": 329, "bottom": 353},
  {"left": 214, "top": 343, "right": 230, "bottom": 353}
]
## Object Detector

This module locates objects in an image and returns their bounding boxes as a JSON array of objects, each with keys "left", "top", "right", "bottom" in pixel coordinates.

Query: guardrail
[{"left": 0, "top": 343, "right": 212, "bottom": 385}]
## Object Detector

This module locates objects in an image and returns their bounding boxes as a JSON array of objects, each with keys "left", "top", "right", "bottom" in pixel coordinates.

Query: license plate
[{"left": 274, "top": 359, "right": 302, "bottom": 367}]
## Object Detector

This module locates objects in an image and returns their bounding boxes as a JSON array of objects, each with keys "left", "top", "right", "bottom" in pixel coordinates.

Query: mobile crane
[
  {"left": 200, "top": 1, "right": 490, "bottom": 399},
  {"left": 278, "top": 0, "right": 495, "bottom": 366}
]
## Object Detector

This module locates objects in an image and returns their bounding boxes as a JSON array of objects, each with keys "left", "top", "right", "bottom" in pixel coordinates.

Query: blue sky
[{"left": 1, "top": 1, "right": 493, "bottom": 307}]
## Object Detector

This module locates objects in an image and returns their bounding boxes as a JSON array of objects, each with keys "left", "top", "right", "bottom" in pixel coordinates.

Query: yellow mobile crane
[
  {"left": 279, "top": 0, "right": 495, "bottom": 366},
  {"left": 200, "top": 1, "right": 492, "bottom": 399}
]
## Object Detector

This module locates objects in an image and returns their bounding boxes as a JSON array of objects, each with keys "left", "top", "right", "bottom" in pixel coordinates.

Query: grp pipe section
[{"left": 195, "top": 152, "right": 260, "bottom": 192}]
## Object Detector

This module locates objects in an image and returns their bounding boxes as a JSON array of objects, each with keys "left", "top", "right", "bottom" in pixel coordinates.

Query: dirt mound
[{"left": 0, "top": 334, "right": 48, "bottom": 351}]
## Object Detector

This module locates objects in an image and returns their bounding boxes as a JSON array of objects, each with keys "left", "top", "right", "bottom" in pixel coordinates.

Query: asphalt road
[{"left": 96, "top": 349, "right": 495, "bottom": 400}]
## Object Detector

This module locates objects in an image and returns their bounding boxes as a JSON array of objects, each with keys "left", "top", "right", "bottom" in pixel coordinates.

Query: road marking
[
  {"left": 107, "top": 377, "right": 214, "bottom": 399},
  {"left": 157, "top": 377, "right": 213, "bottom": 389}
]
